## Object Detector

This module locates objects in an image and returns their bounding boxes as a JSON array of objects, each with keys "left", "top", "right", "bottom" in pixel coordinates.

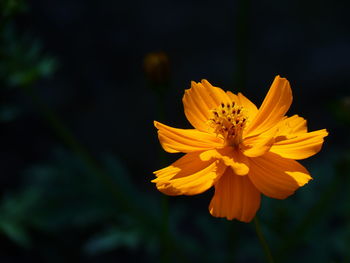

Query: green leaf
[
  {"left": 83, "top": 227, "right": 140, "bottom": 255},
  {"left": 0, "top": 220, "right": 31, "bottom": 247}
]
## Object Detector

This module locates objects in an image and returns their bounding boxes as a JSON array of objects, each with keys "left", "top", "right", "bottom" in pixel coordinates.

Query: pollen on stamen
[{"left": 208, "top": 101, "right": 248, "bottom": 146}]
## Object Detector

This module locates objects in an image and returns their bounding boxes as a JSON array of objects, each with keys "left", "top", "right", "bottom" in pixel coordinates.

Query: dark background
[{"left": 0, "top": 0, "right": 349, "bottom": 262}]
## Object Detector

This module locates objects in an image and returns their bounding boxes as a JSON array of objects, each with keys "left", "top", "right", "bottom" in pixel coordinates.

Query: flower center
[{"left": 208, "top": 102, "right": 247, "bottom": 146}]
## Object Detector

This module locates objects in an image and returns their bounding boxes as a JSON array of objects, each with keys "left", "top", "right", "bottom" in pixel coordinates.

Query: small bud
[{"left": 143, "top": 51, "right": 170, "bottom": 90}]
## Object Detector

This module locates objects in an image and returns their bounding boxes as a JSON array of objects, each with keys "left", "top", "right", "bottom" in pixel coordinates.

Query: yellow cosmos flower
[{"left": 152, "top": 76, "right": 328, "bottom": 222}]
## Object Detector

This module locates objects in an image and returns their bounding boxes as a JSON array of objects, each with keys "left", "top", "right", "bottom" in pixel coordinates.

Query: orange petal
[
  {"left": 209, "top": 168, "right": 261, "bottom": 222},
  {"left": 200, "top": 147, "right": 250, "bottom": 175},
  {"left": 244, "top": 76, "right": 292, "bottom": 137},
  {"left": 201, "top": 79, "right": 232, "bottom": 105},
  {"left": 154, "top": 121, "right": 224, "bottom": 153},
  {"left": 275, "top": 115, "right": 307, "bottom": 140},
  {"left": 248, "top": 152, "right": 312, "bottom": 199},
  {"left": 226, "top": 91, "right": 258, "bottom": 120},
  {"left": 238, "top": 92, "right": 259, "bottom": 120},
  {"left": 226, "top": 91, "right": 238, "bottom": 102},
  {"left": 182, "top": 80, "right": 231, "bottom": 132},
  {"left": 241, "top": 134, "right": 275, "bottom": 157},
  {"left": 152, "top": 152, "right": 226, "bottom": 196},
  {"left": 270, "top": 129, "right": 328, "bottom": 159},
  {"left": 241, "top": 122, "right": 279, "bottom": 157}
]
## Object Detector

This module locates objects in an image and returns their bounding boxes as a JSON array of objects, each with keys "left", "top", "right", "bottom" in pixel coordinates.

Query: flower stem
[
  {"left": 234, "top": 0, "right": 250, "bottom": 90},
  {"left": 160, "top": 195, "right": 170, "bottom": 262},
  {"left": 253, "top": 217, "right": 275, "bottom": 263}
]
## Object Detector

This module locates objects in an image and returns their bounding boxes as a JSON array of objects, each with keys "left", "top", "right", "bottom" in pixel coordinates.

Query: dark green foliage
[
  {"left": 0, "top": 25, "right": 57, "bottom": 88},
  {"left": 0, "top": 149, "right": 155, "bottom": 249},
  {"left": 0, "top": 0, "right": 56, "bottom": 123},
  {"left": 0, "top": 0, "right": 349, "bottom": 262}
]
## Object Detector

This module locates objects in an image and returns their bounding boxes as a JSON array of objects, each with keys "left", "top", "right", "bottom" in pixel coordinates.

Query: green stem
[
  {"left": 155, "top": 89, "right": 170, "bottom": 263},
  {"left": 160, "top": 195, "right": 170, "bottom": 263},
  {"left": 228, "top": 221, "right": 238, "bottom": 261},
  {"left": 234, "top": 0, "right": 250, "bottom": 90},
  {"left": 253, "top": 217, "right": 275, "bottom": 263}
]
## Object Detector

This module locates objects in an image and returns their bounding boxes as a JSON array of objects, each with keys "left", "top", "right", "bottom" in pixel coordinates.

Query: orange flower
[{"left": 152, "top": 76, "right": 328, "bottom": 222}]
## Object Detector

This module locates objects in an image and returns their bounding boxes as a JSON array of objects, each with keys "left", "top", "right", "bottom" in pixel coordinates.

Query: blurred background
[{"left": 0, "top": 0, "right": 349, "bottom": 262}]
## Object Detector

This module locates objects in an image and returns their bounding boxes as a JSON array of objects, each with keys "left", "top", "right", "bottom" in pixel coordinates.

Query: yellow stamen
[{"left": 208, "top": 102, "right": 247, "bottom": 146}]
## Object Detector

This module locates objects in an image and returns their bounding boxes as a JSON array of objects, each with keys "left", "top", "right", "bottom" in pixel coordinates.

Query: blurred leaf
[
  {"left": 0, "top": 221, "right": 30, "bottom": 247},
  {"left": 0, "top": 189, "right": 41, "bottom": 247},
  {"left": 0, "top": 24, "right": 58, "bottom": 89},
  {"left": 0, "top": 0, "right": 27, "bottom": 18},
  {"left": 102, "top": 153, "right": 161, "bottom": 219},
  {"left": 329, "top": 97, "right": 350, "bottom": 126},
  {"left": 0, "top": 104, "right": 21, "bottom": 122},
  {"left": 84, "top": 227, "right": 140, "bottom": 255},
  {"left": 20, "top": 150, "right": 122, "bottom": 230},
  {"left": 0, "top": 147, "right": 166, "bottom": 259}
]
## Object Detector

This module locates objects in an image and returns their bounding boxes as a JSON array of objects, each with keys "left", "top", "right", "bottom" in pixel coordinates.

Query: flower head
[{"left": 152, "top": 76, "right": 328, "bottom": 222}]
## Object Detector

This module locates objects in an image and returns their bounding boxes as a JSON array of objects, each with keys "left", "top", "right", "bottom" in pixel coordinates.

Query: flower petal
[
  {"left": 226, "top": 91, "right": 238, "bottom": 101},
  {"left": 209, "top": 168, "right": 261, "bottom": 222},
  {"left": 182, "top": 80, "right": 231, "bottom": 132},
  {"left": 270, "top": 129, "right": 328, "bottom": 160},
  {"left": 200, "top": 147, "right": 250, "bottom": 175},
  {"left": 241, "top": 122, "right": 279, "bottom": 157},
  {"left": 154, "top": 121, "right": 223, "bottom": 153},
  {"left": 201, "top": 79, "right": 232, "bottom": 105},
  {"left": 235, "top": 92, "right": 259, "bottom": 120},
  {"left": 248, "top": 152, "right": 312, "bottom": 199},
  {"left": 226, "top": 91, "right": 258, "bottom": 120},
  {"left": 244, "top": 76, "right": 292, "bottom": 137},
  {"left": 152, "top": 152, "right": 226, "bottom": 196},
  {"left": 241, "top": 134, "right": 275, "bottom": 157},
  {"left": 275, "top": 115, "right": 308, "bottom": 140}
]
